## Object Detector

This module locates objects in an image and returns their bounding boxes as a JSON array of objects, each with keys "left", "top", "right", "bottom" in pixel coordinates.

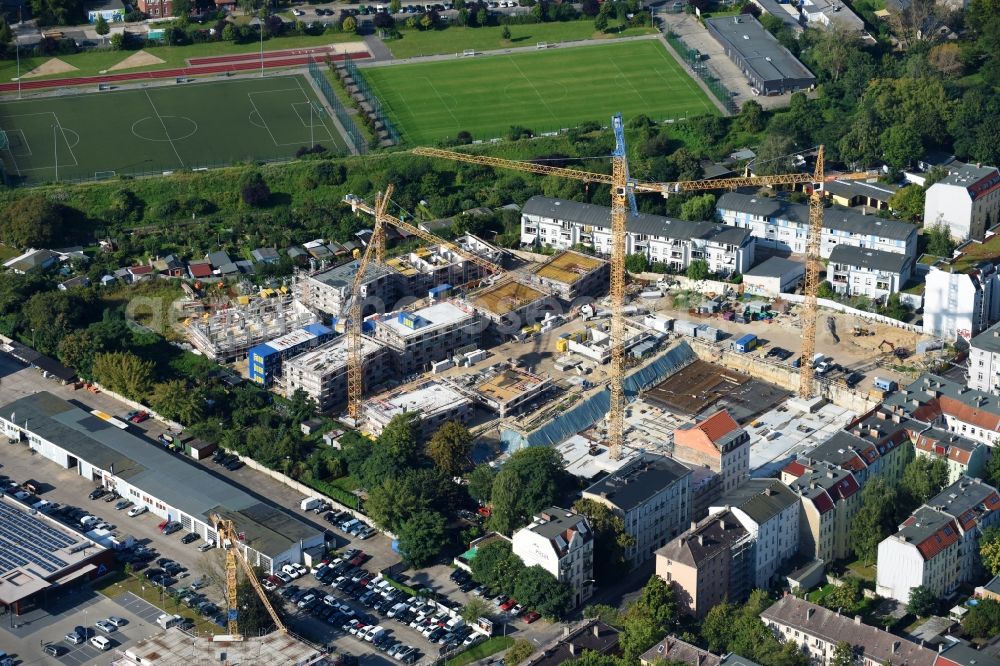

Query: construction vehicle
[
  {"left": 411, "top": 120, "right": 878, "bottom": 458},
  {"left": 210, "top": 513, "right": 286, "bottom": 640},
  {"left": 853, "top": 325, "right": 874, "bottom": 337}
]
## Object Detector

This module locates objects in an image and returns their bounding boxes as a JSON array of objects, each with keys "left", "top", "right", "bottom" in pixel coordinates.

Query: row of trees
[{"left": 470, "top": 540, "right": 573, "bottom": 617}]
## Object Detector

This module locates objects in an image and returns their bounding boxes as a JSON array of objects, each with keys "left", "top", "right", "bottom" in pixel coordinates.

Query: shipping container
[
  {"left": 674, "top": 319, "right": 699, "bottom": 337},
  {"left": 695, "top": 325, "right": 723, "bottom": 342},
  {"left": 732, "top": 333, "right": 758, "bottom": 353}
]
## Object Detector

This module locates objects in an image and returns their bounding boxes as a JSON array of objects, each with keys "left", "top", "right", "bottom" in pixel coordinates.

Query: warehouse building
[
  {"left": 364, "top": 380, "right": 473, "bottom": 438},
  {"left": 371, "top": 301, "right": 482, "bottom": 374},
  {"left": 0, "top": 393, "right": 324, "bottom": 573},
  {"left": 248, "top": 323, "right": 335, "bottom": 387},
  {"left": 705, "top": 15, "right": 816, "bottom": 95},
  {"left": 529, "top": 250, "right": 610, "bottom": 301},
  {"left": 283, "top": 335, "right": 390, "bottom": 412},
  {"left": 0, "top": 495, "right": 116, "bottom": 615}
]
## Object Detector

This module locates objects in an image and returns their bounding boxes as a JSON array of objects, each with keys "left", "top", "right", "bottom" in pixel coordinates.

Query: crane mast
[{"left": 798, "top": 147, "right": 825, "bottom": 399}]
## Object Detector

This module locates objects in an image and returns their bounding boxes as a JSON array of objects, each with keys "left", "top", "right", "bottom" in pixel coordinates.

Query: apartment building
[
  {"left": 582, "top": 453, "right": 692, "bottom": 566},
  {"left": 296, "top": 261, "right": 399, "bottom": 319},
  {"left": 370, "top": 301, "right": 481, "bottom": 374},
  {"left": 673, "top": 409, "right": 750, "bottom": 496},
  {"left": 783, "top": 461, "right": 861, "bottom": 562},
  {"left": 248, "top": 323, "right": 335, "bottom": 387},
  {"left": 282, "top": 336, "right": 389, "bottom": 412},
  {"left": 521, "top": 196, "right": 754, "bottom": 277},
  {"left": 716, "top": 192, "right": 918, "bottom": 259},
  {"left": 709, "top": 479, "right": 800, "bottom": 589},
  {"left": 656, "top": 510, "right": 753, "bottom": 619},
  {"left": 363, "top": 381, "right": 473, "bottom": 439},
  {"left": 761, "top": 595, "right": 937, "bottom": 666},
  {"left": 385, "top": 235, "right": 503, "bottom": 296},
  {"left": 876, "top": 477, "right": 1000, "bottom": 604},
  {"left": 911, "top": 428, "right": 987, "bottom": 483},
  {"left": 968, "top": 320, "right": 1000, "bottom": 394},
  {"left": 924, "top": 163, "right": 1000, "bottom": 241},
  {"left": 923, "top": 261, "right": 1000, "bottom": 342},
  {"left": 884, "top": 374, "right": 1000, "bottom": 447},
  {"left": 511, "top": 507, "right": 594, "bottom": 608},
  {"left": 827, "top": 244, "right": 914, "bottom": 300}
]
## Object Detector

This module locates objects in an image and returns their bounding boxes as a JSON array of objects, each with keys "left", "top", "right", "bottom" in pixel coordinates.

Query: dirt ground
[
  {"left": 108, "top": 50, "right": 166, "bottom": 71},
  {"left": 22, "top": 57, "right": 78, "bottom": 78}
]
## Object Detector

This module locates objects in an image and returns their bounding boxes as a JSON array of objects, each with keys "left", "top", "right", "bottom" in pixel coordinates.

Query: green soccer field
[
  {"left": 361, "top": 40, "right": 717, "bottom": 145},
  {"left": 0, "top": 74, "right": 348, "bottom": 185}
]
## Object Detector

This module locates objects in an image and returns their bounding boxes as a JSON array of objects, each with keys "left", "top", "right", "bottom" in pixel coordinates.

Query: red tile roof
[
  {"left": 189, "top": 262, "right": 212, "bottom": 278},
  {"left": 695, "top": 410, "right": 741, "bottom": 444},
  {"left": 811, "top": 492, "right": 834, "bottom": 515},
  {"left": 783, "top": 461, "right": 807, "bottom": 479},
  {"left": 916, "top": 520, "right": 960, "bottom": 560},
  {"left": 937, "top": 395, "right": 1000, "bottom": 432},
  {"left": 830, "top": 475, "right": 860, "bottom": 501},
  {"left": 129, "top": 265, "right": 153, "bottom": 275}
]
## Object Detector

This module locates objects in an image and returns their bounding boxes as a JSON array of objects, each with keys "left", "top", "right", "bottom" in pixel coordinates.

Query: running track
[
  {"left": 187, "top": 43, "right": 357, "bottom": 66},
  {"left": 0, "top": 50, "right": 370, "bottom": 93}
]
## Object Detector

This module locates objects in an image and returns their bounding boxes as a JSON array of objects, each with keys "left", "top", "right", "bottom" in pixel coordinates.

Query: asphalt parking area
[{"left": 113, "top": 592, "right": 164, "bottom": 624}]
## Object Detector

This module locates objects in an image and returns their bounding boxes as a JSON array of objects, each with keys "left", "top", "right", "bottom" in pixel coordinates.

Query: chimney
[
  {"left": 697, "top": 535, "right": 704, "bottom": 546},
  {"left": 593, "top": 624, "right": 600, "bottom": 638},
  {"left": 892, "top": 641, "right": 901, "bottom": 654},
  {"left": 569, "top": 644, "right": 576, "bottom": 656},
  {"left": 807, "top": 608, "right": 815, "bottom": 621},
  {"left": 563, "top": 626, "right": 571, "bottom": 638},
  {"left": 854, "top": 615, "right": 861, "bottom": 625}
]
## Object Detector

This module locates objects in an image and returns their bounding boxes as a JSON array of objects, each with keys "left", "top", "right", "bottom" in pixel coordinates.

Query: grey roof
[
  {"left": 981, "top": 575, "right": 1000, "bottom": 597},
  {"left": 940, "top": 163, "right": 1000, "bottom": 191},
  {"left": 829, "top": 244, "right": 912, "bottom": 274},
  {"left": 522, "top": 507, "right": 593, "bottom": 557},
  {"left": 251, "top": 248, "right": 280, "bottom": 262},
  {"left": 885, "top": 373, "right": 1000, "bottom": 420},
  {"left": 761, "top": 596, "right": 938, "bottom": 666},
  {"left": 641, "top": 637, "right": 722, "bottom": 666},
  {"left": 938, "top": 640, "right": 1000, "bottom": 666},
  {"left": 523, "top": 196, "right": 751, "bottom": 247},
  {"left": 717, "top": 192, "right": 916, "bottom": 241},
  {"left": 719, "top": 655, "right": 763, "bottom": 666},
  {"left": 87, "top": 0, "right": 125, "bottom": 11},
  {"left": 8, "top": 249, "right": 59, "bottom": 272},
  {"left": 705, "top": 15, "right": 814, "bottom": 84},
  {"left": 743, "top": 256, "right": 804, "bottom": 279},
  {"left": 925, "top": 476, "right": 1000, "bottom": 523},
  {"left": 2, "top": 392, "right": 320, "bottom": 558},
  {"left": 583, "top": 452, "right": 691, "bottom": 513},
  {"left": 971, "top": 320, "right": 1000, "bottom": 355},
  {"left": 712, "top": 478, "right": 798, "bottom": 525},
  {"left": 206, "top": 251, "right": 231, "bottom": 269},
  {"left": 310, "top": 260, "right": 395, "bottom": 289},
  {"left": 825, "top": 179, "right": 899, "bottom": 203},
  {"left": 657, "top": 510, "right": 749, "bottom": 567},
  {"left": 894, "top": 505, "right": 956, "bottom": 550},
  {"left": 750, "top": 0, "right": 801, "bottom": 29}
]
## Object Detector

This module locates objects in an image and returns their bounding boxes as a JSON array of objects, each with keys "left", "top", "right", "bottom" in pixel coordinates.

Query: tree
[
  {"left": 366, "top": 470, "right": 440, "bottom": 531},
  {"left": 572, "top": 498, "right": 634, "bottom": 582},
  {"left": 754, "top": 134, "right": 797, "bottom": 175},
  {"left": 831, "top": 641, "right": 854, "bottom": 666},
  {"left": 149, "top": 380, "right": 203, "bottom": 424},
  {"left": 0, "top": 21, "right": 12, "bottom": 44},
  {"left": 172, "top": 0, "right": 190, "bottom": 17},
  {"left": 341, "top": 15, "right": 357, "bottom": 32},
  {"left": 981, "top": 527, "right": 1000, "bottom": 576},
  {"left": 738, "top": 100, "right": 765, "bottom": 133},
  {"left": 461, "top": 597, "right": 490, "bottom": 622},
  {"left": 686, "top": 259, "right": 709, "bottom": 281},
  {"left": 963, "top": 598, "right": 1000, "bottom": 639},
  {"left": 900, "top": 455, "right": 948, "bottom": 506},
  {"left": 925, "top": 221, "right": 956, "bottom": 258},
  {"left": 594, "top": 12, "right": 608, "bottom": 30},
  {"left": 390, "top": 0, "right": 401, "bottom": 11},
  {"left": 94, "top": 15, "right": 110, "bottom": 41},
  {"left": 237, "top": 569, "right": 286, "bottom": 635},
  {"left": 849, "top": 477, "right": 899, "bottom": 564},
  {"left": 879, "top": 293, "right": 909, "bottom": 322},
  {"left": 907, "top": 585, "right": 937, "bottom": 617},
  {"left": 240, "top": 171, "right": 271, "bottom": 207},
  {"left": 824, "top": 578, "right": 863, "bottom": 614},
  {"left": 987, "top": 452, "right": 1000, "bottom": 490},
  {"left": 470, "top": 540, "right": 525, "bottom": 592},
  {"left": 501, "top": 24, "right": 511, "bottom": 39},
  {"left": 928, "top": 43, "right": 962, "bottom": 76},
  {"left": 881, "top": 124, "right": 923, "bottom": 171},
  {"left": 625, "top": 252, "right": 649, "bottom": 274},
  {"left": 817, "top": 281, "right": 836, "bottom": 299},
  {"left": 379, "top": 413, "right": 421, "bottom": 461},
  {"left": 373, "top": 10, "right": 395, "bottom": 28},
  {"left": 0, "top": 194, "right": 65, "bottom": 248},
  {"left": 619, "top": 577, "right": 679, "bottom": 662},
  {"left": 489, "top": 446, "right": 566, "bottom": 534},
  {"left": 396, "top": 509, "right": 448, "bottom": 567},
  {"left": 506, "top": 640, "right": 535, "bottom": 666},
  {"left": 91, "top": 352, "right": 155, "bottom": 401},
  {"left": 680, "top": 193, "right": 716, "bottom": 221},
  {"left": 426, "top": 420, "right": 473, "bottom": 477},
  {"left": 514, "top": 565, "right": 573, "bottom": 618},
  {"left": 467, "top": 464, "right": 496, "bottom": 504},
  {"left": 110, "top": 32, "right": 124, "bottom": 49},
  {"left": 889, "top": 185, "right": 924, "bottom": 222}
]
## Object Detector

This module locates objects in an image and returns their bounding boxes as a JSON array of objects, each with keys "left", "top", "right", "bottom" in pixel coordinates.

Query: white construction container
[
  {"left": 673, "top": 319, "right": 699, "bottom": 337},
  {"left": 695, "top": 325, "right": 723, "bottom": 342},
  {"left": 466, "top": 349, "right": 489, "bottom": 365},
  {"left": 642, "top": 315, "right": 674, "bottom": 333},
  {"left": 431, "top": 359, "right": 454, "bottom": 374}
]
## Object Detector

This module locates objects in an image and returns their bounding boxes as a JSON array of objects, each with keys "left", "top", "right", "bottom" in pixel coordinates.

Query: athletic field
[
  {"left": 0, "top": 74, "right": 347, "bottom": 185},
  {"left": 362, "top": 40, "right": 717, "bottom": 144}
]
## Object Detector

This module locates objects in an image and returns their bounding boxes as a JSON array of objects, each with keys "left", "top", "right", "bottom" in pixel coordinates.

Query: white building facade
[
  {"left": 968, "top": 321, "right": 1000, "bottom": 394},
  {"left": 511, "top": 507, "right": 594, "bottom": 608},
  {"left": 923, "top": 263, "right": 1000, "bottom": 341},
  {"left": 827, "top": 244, "right": 913, "bottom": 300},
  {"left": 924, "top": 163, "right": 1000, "bottom": 242}
]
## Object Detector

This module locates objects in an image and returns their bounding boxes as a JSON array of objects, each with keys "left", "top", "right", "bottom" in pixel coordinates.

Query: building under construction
[
  {"left": 363, "top": 380, "right": 473, "bottom": 438},
  {"left": 528, "top": 249, "right": 610, "bottom": 301},
  {"left": 464, "top": 279, "right": 558, "bottom": 338},
  {"left": 110, "top": 627, "right": 334, "bottom": 666},
  {"left": 186, "top": 291, "right": 319, "bottom": 363}
]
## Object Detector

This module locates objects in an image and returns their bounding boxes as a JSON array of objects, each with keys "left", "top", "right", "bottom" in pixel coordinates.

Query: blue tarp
[{"left": 500, "top": 342, "right": 697, "bottom": 451}]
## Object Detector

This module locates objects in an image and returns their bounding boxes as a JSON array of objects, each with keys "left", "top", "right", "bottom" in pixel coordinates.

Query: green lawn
[
  {"left": 386, "top": 21, "right": 658, "bottom": 59},
  {"left": 446, "top": 636, "right": 515, "bottom": 666},
  {"left": 0, "top": 74, "right": 347, "bottom": 184},
  {"left": 0, "top": 33, "right": 362, "bottom": 83},
  {"left": 362, "top": 40, "right": 715, "bottom": 143}
]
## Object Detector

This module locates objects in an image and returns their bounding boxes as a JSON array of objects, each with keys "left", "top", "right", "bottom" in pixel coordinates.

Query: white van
[
  {"left": 156, "top": 613, "right": 183, "bottom": 630},
  {"left": 90, "top": 635, "right": 112, "bottom": 651}
]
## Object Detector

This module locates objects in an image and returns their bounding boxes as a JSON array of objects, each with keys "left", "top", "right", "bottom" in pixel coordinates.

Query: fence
[
  {"left": 664, "top": 30, "right": 739, "bottom": 114},
  {"left": 307, "top": 59, "right": 367, "bottom": 156},
  {"left": 342, "top": 53, "right": 402, "bottom": 145}
]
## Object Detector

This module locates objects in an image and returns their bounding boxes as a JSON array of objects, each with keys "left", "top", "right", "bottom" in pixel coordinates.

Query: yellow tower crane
[
  {"left": 413, "top": 126, "right": 871, "bottom": 459},
  {"left": 211, "top": 513, "right": 287, "bottom": 640}
]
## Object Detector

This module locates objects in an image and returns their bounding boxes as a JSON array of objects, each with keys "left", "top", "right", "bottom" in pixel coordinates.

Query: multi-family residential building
[
  {"left": 136, "top": 0, "right": 172, "bottom": 18},
  {"left": 511, "top": 507, "right": 594, "bottom": 608},
  {"left": 911, "top": 428, "right": 987, "bottom": 483},
  {"left": 876, "top": 477, "right": 1000, "bottom": 604},
  {"left": 370, "top": 302, "right": 481, "bottom": 374},
  {"left": 282, "top": 336, "right": 389, "bottom": 412},
  {"left": 924, "top": 163, "right": 1000, "bottom": 242},
  {"left": 520, "top": 196, "right": 754, "bottom": 277},
  {"left": 968, "top": 320, "right": 1000, "bottom": 394},
  {"left": 656, "top": 510, "right": 753, "bottom": 618},
  {"left": 716, "top": 192, "right": 918, "bottom": 259},
  {"left": 791, "top": 424, "right": 910, "bottom": 489},
  {"left": 673, "top": 409, "right": 750, "bottom": 496},
  {"left": 761, "top": 595, "right": 938, "bottom": 666},
  {"left": 582, "top": 453, "right": 692, "bottom": 566},
  {"left": 527, "top": 250, "right": 610, "bottom": 301},
  {"left": 296, "top": 261, "right": 399, "bottom": 319},
  {"left": 247, "top": 323, "right": 335, "bottom": 387},
  {"left": 363, "top": 381, "right": 473, "bottom": 439},
  {"left": 782, "top": 460, "right": 861, "bottom": 562},
  {"left": 885, "top": 374, "right": 1000, "bottom": 447},
  {"left": 709, "top": 479, "right": 800, "bottom": 588},
  {"left": 827, "top": 244, "right": 914, "bottom": 299},
  {"left": 923, "top": 261, "right": 1000, "bottom": 342}
]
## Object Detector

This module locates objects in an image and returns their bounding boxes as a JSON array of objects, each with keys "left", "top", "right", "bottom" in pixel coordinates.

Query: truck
[
  {"left": 732, "top": 333, "right": 758, "bottom": 353},
  {"left": 300, "top": 497, "right": 323, "bottom": 511}
]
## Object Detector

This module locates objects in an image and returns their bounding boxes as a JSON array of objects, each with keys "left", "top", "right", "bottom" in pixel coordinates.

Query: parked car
[
  {"left": 128, "top": 505, "right": 147, "bottom": 517},
  {"left": 65, "top": 628, "right": 86, "bottom": 644},
  {"left": 95, "top": 619, "right": 117, "bottom": 633},
  {"left": 523, "top": 611, "right": 541, "bottom": 624},
  {"left": 115, "top": 499, "right": 133, "bottom": 510},
  {"left": 129, "top": 411, "right": 149, "bottom": 424},
  {"left": 43, "top": 645, "right": 65, "bottom": 656},
  {"left": 88, "top": 487, "right": 107, "bottom": 500}
]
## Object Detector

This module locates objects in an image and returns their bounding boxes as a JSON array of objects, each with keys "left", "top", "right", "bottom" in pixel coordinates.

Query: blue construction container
[{"left": 733, "top": 333, "right": 758, "bottom": 353}]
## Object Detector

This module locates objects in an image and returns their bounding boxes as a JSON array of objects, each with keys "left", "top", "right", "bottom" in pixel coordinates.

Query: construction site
[
  {"left": 110, "top": 627, "right": 332, "bottom": 666},
  {"left": 528, "top": 249, "right": 610, "bottom": 300}
]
